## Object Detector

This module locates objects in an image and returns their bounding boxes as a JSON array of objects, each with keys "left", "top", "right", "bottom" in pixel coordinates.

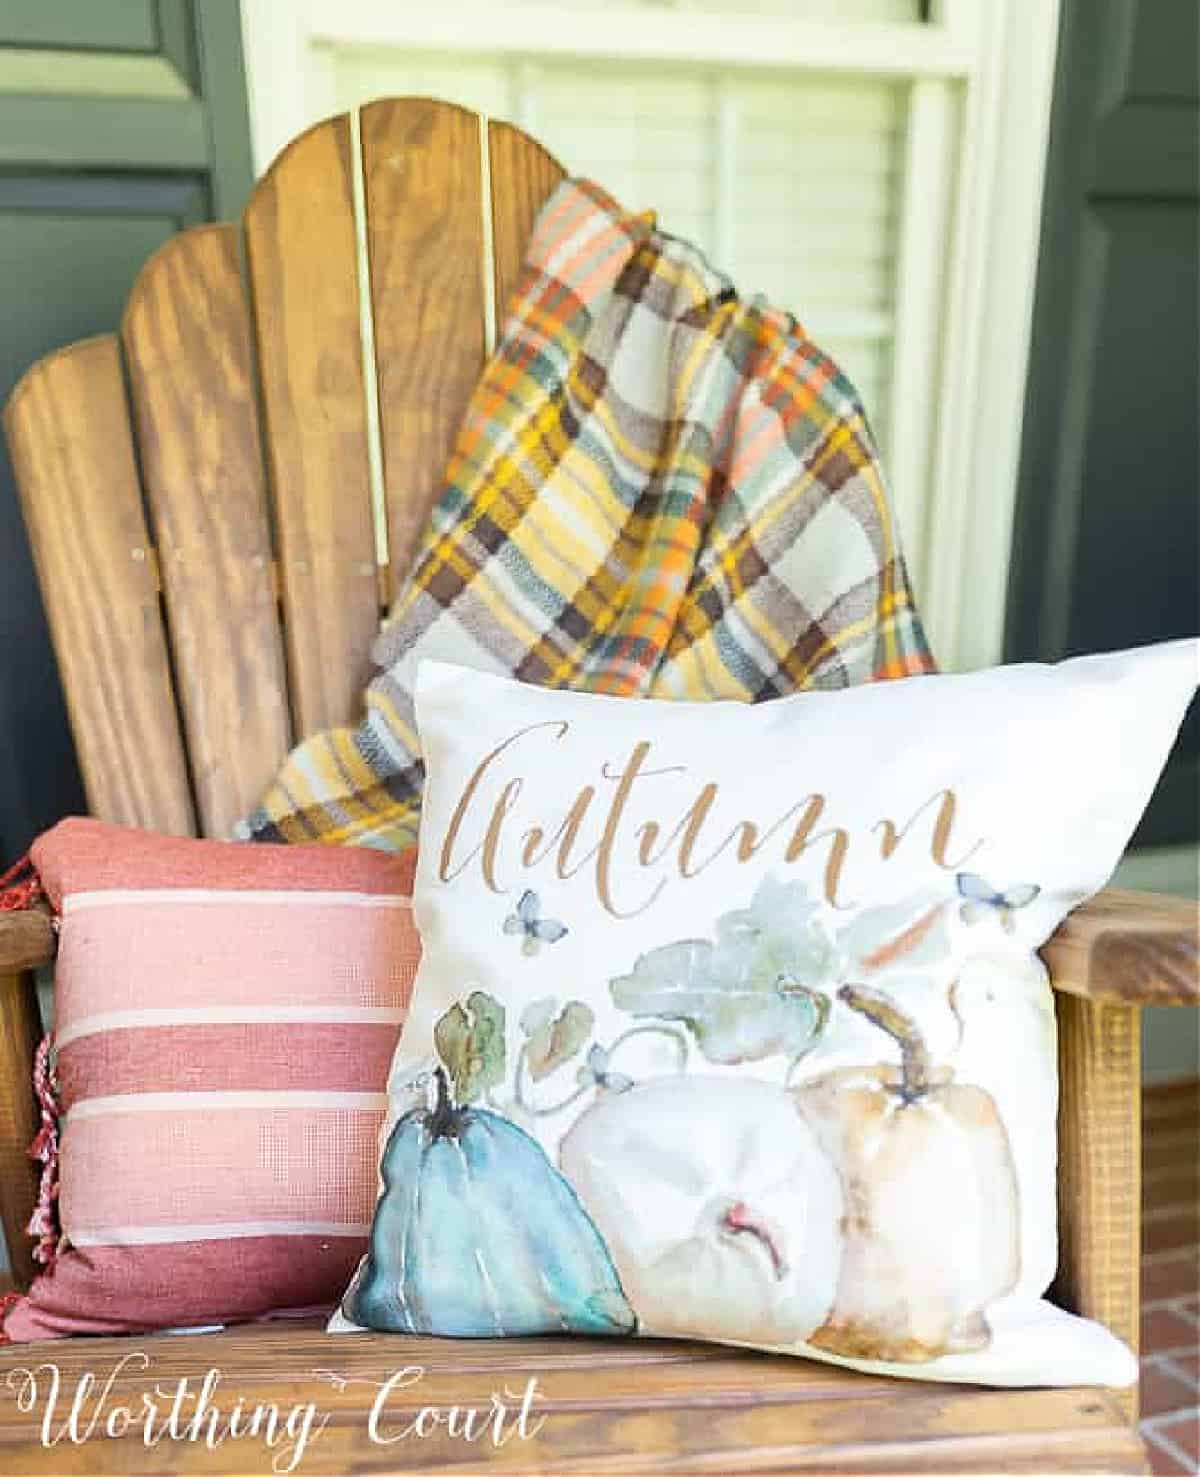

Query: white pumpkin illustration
[{"left": 559, "top": 1075, "right": 843, "bottom": 1346}]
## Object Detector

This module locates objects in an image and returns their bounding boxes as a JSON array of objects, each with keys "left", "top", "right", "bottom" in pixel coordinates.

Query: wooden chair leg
[
  {"left": 1053, "top": 992, "right": 1141, "bottom": 1426},
  {"left": 0, "top": 969, "right": 41, "bottom": 1290}
]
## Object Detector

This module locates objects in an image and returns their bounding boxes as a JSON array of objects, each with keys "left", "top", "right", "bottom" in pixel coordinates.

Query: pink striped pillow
[{"left": 3, "top": 818, "right": 418, "bottom": 1341}]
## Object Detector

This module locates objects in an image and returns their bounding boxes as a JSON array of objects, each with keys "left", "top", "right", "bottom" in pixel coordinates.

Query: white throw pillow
[{"left": 334, "top": 641, "right": 1197, "bottom": 1387}]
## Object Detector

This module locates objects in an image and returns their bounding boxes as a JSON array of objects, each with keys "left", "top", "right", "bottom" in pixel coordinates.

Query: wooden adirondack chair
[{"left": 0, "top": 97, "right": 1196, "bottom": 1476}]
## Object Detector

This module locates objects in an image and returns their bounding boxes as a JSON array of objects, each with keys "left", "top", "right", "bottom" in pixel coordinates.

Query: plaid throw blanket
[{"left": 241, "top": 179, "right": 933, "bottom": 848}]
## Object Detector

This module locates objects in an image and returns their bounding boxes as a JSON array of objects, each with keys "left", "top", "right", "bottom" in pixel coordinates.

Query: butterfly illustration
[
  {"left": 503, "top": 890, "right": 569, "bottom": 956},
  {"left": 578, "top": 1043, "right": 634, "bottom": 1095},
  {"left": 956, "top": 873, "right": 1040, "bottom": 933}
]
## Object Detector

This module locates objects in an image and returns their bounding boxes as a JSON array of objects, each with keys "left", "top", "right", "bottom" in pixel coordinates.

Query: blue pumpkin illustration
[{"left": 345, "top": 1068, "right": 637, "bottom": 1337}]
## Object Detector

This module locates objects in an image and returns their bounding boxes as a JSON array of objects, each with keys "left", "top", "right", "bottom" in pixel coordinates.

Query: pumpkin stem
[
  {"left": 838, "top": 984, "right": 933, "bottom": 1102},
  {"left": 428, "top": 1067, "right": 466, "bottom": 1139}
]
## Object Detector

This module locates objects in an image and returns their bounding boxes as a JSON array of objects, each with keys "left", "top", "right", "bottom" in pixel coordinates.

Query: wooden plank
[
  {"left": 3, "top": 335, "right": 195, "bottom": 834},
  {"left": 359, "top": 97, "right": 488, "bottom": 592},
  {"left": 1042, "top": 887, "right": 1200, "bottom": 1005},
  {"left": 243, "top": 113, "right": 379, "bottom": 735},
  {"left": 0, "top": 1321, "right": 1145, "bottom": 1474},
  {"left": 0, "top": 1425, "right": 1147, "bottom": 1477},
  {"left": 0, "top": 910, "right": 54, "bottom": 974},
  {"left": 122, "top": 224, "right": 292, "bottom": 838},
  {"left": 1140, "top": 1076, "right": 1200, "bottom": 1127},
  {"left": 0, "top": 1325, "right": 889, "bottom": 1394},
  {"left": 1054, "top": 993, "right": 1142, "bottom": 1426},
  {"left": 0, "top": 969, "right": 40, "bottom": 1289},
  {"left": 0, "top": 1407, "right": 1148, "bottom": 1476},
  {"left": 488, "top": 118, "right": 566, "bottom": 339}
]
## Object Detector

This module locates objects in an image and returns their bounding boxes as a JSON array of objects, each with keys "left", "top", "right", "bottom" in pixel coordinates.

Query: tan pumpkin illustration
[{"left": 794, "top": 983, "right": 1020, "bottom": 1364}]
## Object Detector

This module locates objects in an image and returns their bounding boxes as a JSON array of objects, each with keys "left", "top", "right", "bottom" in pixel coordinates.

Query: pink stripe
[
  {"left": 555, "top": 218, "right": 641, "bottom": 305},
  {"left": 61, "top": 1108, "right": 385, "bottom": 1230},
  {"left": 3, "top": 1237, "right": 364, "bottom": 1340},
  {"left": 728, "top": 398, "right": 785, "bottom": 487},
  {"left": 58, "top": 1021, "right": 402, "bottom": 1102},
  {"left": 526, "top": 180, "right": 621, "bottom": 267},
  {"left": 31, "top": 816, "right": 416, "bottom": 911},
  {"left": 54, "top": 899, "right": 418, "bottom": 1021}
]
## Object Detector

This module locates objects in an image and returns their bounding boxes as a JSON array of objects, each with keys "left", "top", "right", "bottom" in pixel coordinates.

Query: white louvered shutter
[{"left": 330, "top": 0, "right": 921, "bottom": 457}]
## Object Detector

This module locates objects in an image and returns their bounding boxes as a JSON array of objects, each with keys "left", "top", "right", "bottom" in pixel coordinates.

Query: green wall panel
[
  {"left": 0, "top": 94, "right": 208, "bottom": 167},
  {"left": 0, "top": 1, "right": 158, "bottom": 52},
  {"left": 1007, "top": 0, "right": 1199, "bottom": 849}
]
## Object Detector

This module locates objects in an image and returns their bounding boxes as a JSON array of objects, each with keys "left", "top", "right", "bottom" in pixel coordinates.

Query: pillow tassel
[
  {"left": 0, "top": 850, "right": 42, "bottom": 912},
  {"left": 27, "top": 1033, "right": 61, "bottom": 1272},
  {"left": 0, "top": 1290, "right": 23, "bottom": 1345}
]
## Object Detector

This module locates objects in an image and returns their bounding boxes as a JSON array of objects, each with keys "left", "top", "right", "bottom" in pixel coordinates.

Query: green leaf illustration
[
  {"left": 607, "top": 879, "right": 952, "bottom": 1068},
  {"left": 520, "top": 998, "right": 595, "bottom": 1081},
  {"left": 434, "top": 991, "right": 506, "bottom": 1103},
  {"left": 714, "top": 876, "right": 841, "bottom": 986},
  {"left": 610, "top": 878, "right": 835, "bottom": 1065}
]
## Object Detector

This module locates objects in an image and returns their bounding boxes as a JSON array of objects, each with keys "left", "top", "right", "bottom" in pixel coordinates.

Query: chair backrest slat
[
  {"left": 488, "top": 121, "right": 567, "bottom": 333},
  {"left": 4, "top": 336, "right": 196, "bottom": 835},
  {"left": 122, "top": 225, "right": 292, "bottom": 837},
  {"left": 361, "top": 98, "right": 489, "bottom": 593},
  {"left": 244, "top": 113, "right": 380, "bottom": 736},
  {"left": 5, "top": 100, "right": 565, "bottom": 840}
]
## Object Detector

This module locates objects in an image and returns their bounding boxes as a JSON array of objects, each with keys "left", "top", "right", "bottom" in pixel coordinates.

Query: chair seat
[{"left": 0, "top": 1321, "right": 1147, "bottom": 1473}]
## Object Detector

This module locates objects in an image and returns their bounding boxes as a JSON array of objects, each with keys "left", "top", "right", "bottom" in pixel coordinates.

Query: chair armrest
[
  {"left": 1041, "top": 887, "right": 1199, "bottom": 1005},
  {"left": 0, "top": 907, "right": 56, "bottom": 974},
  {"left": 0, "top": 912, "right": 48, "bottom": 1288}
]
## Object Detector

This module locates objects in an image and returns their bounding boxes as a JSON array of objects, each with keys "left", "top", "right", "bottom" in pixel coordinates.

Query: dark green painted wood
[
  {"left": 0, "top": 0, "right": 254, "bottom": 861},
  {"left": 1124, "top": 0, "right": 1199, "bottom": 103},
  {"left": 157, "top": 0, "right": 199, "bottom": 93},
  {"left": 1093, "top": 103, "right": 1199, "bottom": 200},
  {"left": 1007, "top": 0, "right": 1199, "bottom": 849},
  {"left": 195, "top": 1, "right": 254, "bottom": 220},
  {"left": 0, "top": 173, "right": 208, "bottom": 218},
  {"left": 0, "top": 0, "right": 158, "bottom": 52},
  {"left": 0, "top": 95, "right": 208, "bottom": 169},
  {"left": 0, "top": 172, "right": 211, "bottom": 854}
]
